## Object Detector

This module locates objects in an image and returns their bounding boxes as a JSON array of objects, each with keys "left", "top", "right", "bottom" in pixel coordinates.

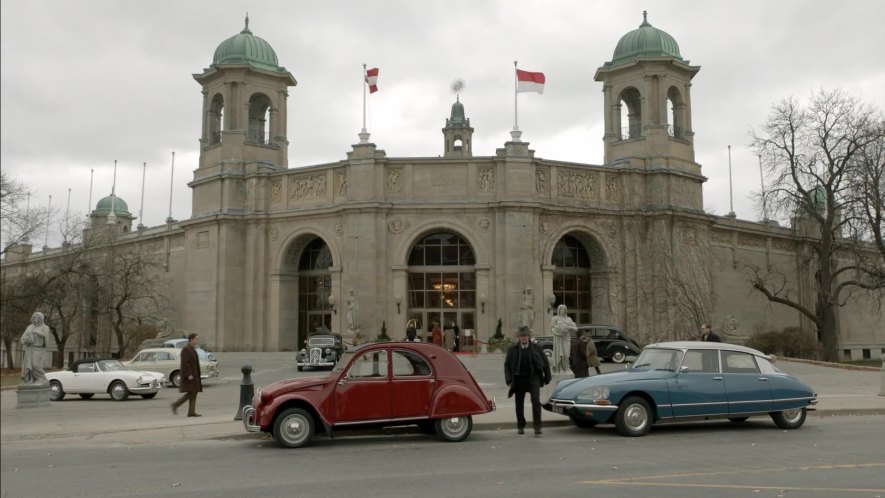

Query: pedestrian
[
  {"left": 452, "top": 321, "right": 460, "bottom": 352},
  {"left": 171, "top": 333, "right": 203, "bottom": 417},
  {"left": 700, "top": 324, "right": 721, "bottom": 342},
  {"left": 406, "top": 320, "right": 418, "bottom": 342},
  {"left": 504, "top": 326, "right": 552, "bottom": 436},
  {"left": 443, "top": 322, "right": 455, "bottom": 351},
  {"left": 431, "top": 322, "right": 442, "bottom": 346},
  {"left": 585, "top": 332, "right": 602, "bottom": 375},
  {"left": 569, "top": 330, "right": 590, "bottom": 378}
]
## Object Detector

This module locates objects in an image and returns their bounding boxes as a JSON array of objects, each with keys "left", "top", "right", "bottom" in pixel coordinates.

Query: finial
[
  {"left": 450, "top": 78, "right": 466, "bottom": 101},
  {"left": 641, "top": 10, "right": 650, "bottom": 26},
  {"left": 242, "top": 13, "right": 252, "bottom": 34}
]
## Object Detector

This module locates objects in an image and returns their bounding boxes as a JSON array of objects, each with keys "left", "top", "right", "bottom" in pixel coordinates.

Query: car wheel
[
  {"left": 610, "top": 348, "right": 628, "bottom": 364},
  {"left": 417, "top": 420, "right": 437, "bottom": 434},
  {"left": 274, "top": 408, "right": 315, "bottom": 448},
  {"left": 770, "top": 408, "right": 807, "bottom": 430},
  {"left": 729, "top": 417, "right": 749, "bottom": 423},
  {"left": 570, "top": 415, "right": 598, "bottom": 429},
  {"left": 49, "top": 380, "right": 65, "bottom": 401},
  {"left": 543, "top": 348, "right": 553, "bottom": 359},
  {"left": 79, "top": 393, "right": 94, "bottom": 400},
  {"left": 170, "top": 370, "right": 181, "bottom": 387},
  {"left": 108, "top": 381, "right": 130, "bottom": 401},
  {"left": 141, "top": 393, "right": 158, "bottom": 399},
  {"left": 615, "top": 396, "right": 653, "bottom": 437},
  {"left": 435, "top": 415, "right": 473, "bottom": 442}
]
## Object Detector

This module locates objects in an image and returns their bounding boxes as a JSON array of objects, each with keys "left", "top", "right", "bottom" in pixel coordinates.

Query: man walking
[
  {"left": 504, "top": 326, "right": 551, "bottom": 436},
  {"left": 700, "top": 324, "right": 721, "bottom": 342},
  {"left": 171, "top": 333, "right": 203, "bottom": 417}
]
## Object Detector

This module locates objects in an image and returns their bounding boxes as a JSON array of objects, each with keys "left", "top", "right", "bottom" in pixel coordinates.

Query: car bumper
[
  {"left": 242, "top": 405, "right": 261, "bottom": 432},
  {"left": 297, "top": 361, "right": 336, "bottom": 367},
  {"left": 129, "top": 380, "right": 163, "bottom": 394},
  {"left": 544, "top": 398, "right": 619, "bottom": 418}
]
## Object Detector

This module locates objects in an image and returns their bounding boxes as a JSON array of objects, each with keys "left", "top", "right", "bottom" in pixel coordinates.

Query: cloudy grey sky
[{"left": 2, "top": 0, "right": 884, "bottom": 249}]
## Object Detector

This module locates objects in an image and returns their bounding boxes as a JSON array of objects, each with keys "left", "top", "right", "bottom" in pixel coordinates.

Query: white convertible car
[{"left": 47, "top": 358, "right": 165, "bottom": 401}]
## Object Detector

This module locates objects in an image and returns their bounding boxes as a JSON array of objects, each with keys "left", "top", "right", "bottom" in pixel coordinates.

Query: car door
[
  {"left": 67, "top": 362, "right": 96, "bottom": 392},
  {"left": 130, "top": 351, "right": 158, "bottom": 373},
  {"left": 334, "top": 348, "right": 392, "bottom": 423},
  {"left": 722, "top": 351, "right": 773, "bottom": 415},
  {"left": 390, "top": 349, "right": 435, "bottom": 419},
  {"left": 667, "top": 349, "right": 729, "bottom": 417}
]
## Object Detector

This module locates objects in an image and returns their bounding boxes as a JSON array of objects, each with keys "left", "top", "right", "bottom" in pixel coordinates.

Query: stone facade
[{"left": 2, "top": 17, "right": 882, "bottom": 360}]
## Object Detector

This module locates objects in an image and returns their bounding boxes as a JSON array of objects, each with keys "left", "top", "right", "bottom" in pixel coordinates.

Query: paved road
[{"left": 2, "top": 415, "right": 884, "bottom": 498}]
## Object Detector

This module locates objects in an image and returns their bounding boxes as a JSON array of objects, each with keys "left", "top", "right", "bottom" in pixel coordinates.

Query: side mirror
[{"left": 679, "top": 365, "right": 689, "bottom": 374}]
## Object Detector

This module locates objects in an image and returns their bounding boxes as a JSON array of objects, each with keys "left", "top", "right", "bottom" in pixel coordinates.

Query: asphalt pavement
[{"left": 1, "top": 351, "right": 883, "bottom": 446}]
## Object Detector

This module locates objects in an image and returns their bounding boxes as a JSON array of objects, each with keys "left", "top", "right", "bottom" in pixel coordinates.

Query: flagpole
[
  {"left": 359, "top": 63, "right": 370, "bottom": 144},
  {"left": 87, "top": 169, "right": 94, "bottom": 228},
  {"left": 43, "top": 194, "right": 52, "bottom": 250},
  {"left": 166, "top": 152, "right": 176, "bottom": 224},
  {"left": 107, "top": 160, "right": 118, "bottom": 225},
  {"left": 727, "top": 145, "right": 736, "bottom": 218},
  {"left": 511, "top": 61, "right": 522, "bottom": 142},
  {"left": 137, "top": 161, "right": 146, "bottom": 230}
]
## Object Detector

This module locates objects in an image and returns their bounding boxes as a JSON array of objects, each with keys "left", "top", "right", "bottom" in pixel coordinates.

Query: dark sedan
[{"left": 535, "top": 325, "right": 641, "bottom": 363}]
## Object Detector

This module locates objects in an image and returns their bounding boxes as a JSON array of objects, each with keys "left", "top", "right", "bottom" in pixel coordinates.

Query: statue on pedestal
[
  {"left": 550, "top": 305, "right": 577, "bottom": 373},
  {"left": 346, "top": 290, "right": 360, "bottom": 333},
  {"left": 20, "top": 312, "right": 50, "bottom": 385},
  {"left": 519, "top": 287, "right": 535, "bottom": 332}
]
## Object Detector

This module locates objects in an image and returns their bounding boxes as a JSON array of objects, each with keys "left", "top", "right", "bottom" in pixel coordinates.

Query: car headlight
[
  {"left": 324, "top": 348, "right": 331, "bottom": 354},
  {"left": 137, "top": 375, "right": 144, "bottom": 384},
  {"left": 300, "top": 348, "right": 307, "bottom": 354},
  {"left": 578, "top": 386, "right": 610, "bottom": 400}
]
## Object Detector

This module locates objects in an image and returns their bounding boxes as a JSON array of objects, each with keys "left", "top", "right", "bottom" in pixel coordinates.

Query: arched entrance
[
  {"left": 406, "top": 232, "right": 476, "bottom": 344},
  {"left": 550, "top": 234, "right": 607, "bottom": 324},
  {"left": 297, "top": 237, "right": 334, "bottom": 343}
]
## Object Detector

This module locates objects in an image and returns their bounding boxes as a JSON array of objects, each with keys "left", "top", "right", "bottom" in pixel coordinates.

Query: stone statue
[
  {"left": 346, "top": 290, "right": 360, "bottom": 332},
  {"left": 550, "top": 304, "right": 577, "bottom": 373},
  {"left": 20, "top": 312, "right": 50, "bottom": 385},
  {"left": 519, "top": 287, "right": 535, "bottom": 331},
  {"left": 154, "top": 319, "right": 173, "bottom": 339}
]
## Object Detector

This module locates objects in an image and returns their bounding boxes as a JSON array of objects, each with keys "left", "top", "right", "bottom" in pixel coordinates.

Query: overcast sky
[{"left": 2, "top": 0, "right": 884, "bottom": 249}]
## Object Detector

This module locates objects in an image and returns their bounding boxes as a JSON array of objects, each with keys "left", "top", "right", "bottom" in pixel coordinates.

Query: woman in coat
[
  {"left": 431, "top": 322, "right": 443, "bottom": 346},
  {"left": 585, "top": 334, "right": 602, "bottom": 375}
]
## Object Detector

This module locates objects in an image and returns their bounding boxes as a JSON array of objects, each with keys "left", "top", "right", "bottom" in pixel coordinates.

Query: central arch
[{"left": 547, "top": 231, "right": 610, "bottom": 325}]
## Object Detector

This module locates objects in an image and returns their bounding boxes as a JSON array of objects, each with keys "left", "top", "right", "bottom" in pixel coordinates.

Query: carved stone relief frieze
[
  {"left": 478, "top": 167, "right": 495, "bottom": 192},
  {"left": 289, "top": 174, "right": 328, "bottom": 201},
  {"left": 477, "top": 217, "right": 491, "bottom": 232},
  {"left": 386, "top": 168, "right": 402, "bottom": 193},
  {"left": 737, "top": 234, "right": 765, "bottom": 248},
  {"left": 557, "top": 170, "right": 596, "bottom": 199},
  {"left": 336, "top": 171, "right": 347, "bottom": 197},
  {"left": 271, "top": 181, "right": 282, "bottom": 203},
  {"left": 710, "top": 230, "right": 732, "bottom": 245},
  {"left": 535, "top": 168, "right": 548, "bottom": 194},
  {"left": 538, "top": 221, "right": 550, "bottom": 234},
  {"left": 604, "top": 175, "right": 620, "bottom": 201},
  {"left": 334, "top": 221, "right": 344, "bottom": 236},
  {"left": 170, "top": 234, "right": 185, "bottom": 248},
  {"left": 682, "top": 226, "right": 697, "bottom": 245},
  {"left": 771, "top": 238, "right": 794, "bottom": 252},
  {"left": 269, "top": 226, "right": 280, "bottom": 241}
]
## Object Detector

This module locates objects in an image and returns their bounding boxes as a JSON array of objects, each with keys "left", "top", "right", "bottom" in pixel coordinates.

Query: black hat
[{"left": 517, "top": 326, "right": 531, "bottom": 336}]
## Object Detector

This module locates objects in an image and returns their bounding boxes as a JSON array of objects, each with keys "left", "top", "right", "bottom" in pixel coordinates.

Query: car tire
[
  {"left": 49, "top": 380, "right": 65, "bottom": 401},
  {"left": 170, "top": 370, "right": 181, "bottom": 387},
  {"left": 728, "top": 417, "right": 749, "bottom": 423},
  {"left": 109, "top": 381, "right": 130, "bottom": 401},
  {"left": 570, "top": 415, "right": 598, "bottom": 429},
  {"left": 435, "top": 415, "right": 473, "bottom": 442},
  {"left": 274, "top": 408, "right": 315, "bottom": 448},
  {"left": 141, "top": 393, "right": 158, "bottom": 399},
  {"left": 417, "top": 420, "right": 437, "bottom": 434},
  {"left": 614, "top": 396, "right": 653, "bottom": 437},
  {"left": 79, "top": 393, "right": 94, "bottom": 400},
  {"left": 610, "top": 348, "right": 628, "bottom": 364},
  {"left": 297, "top": 366, "right": 304, "bottom": 372},
  {"left": 770, "top": 408, "right": 807, "bottom": 430}
]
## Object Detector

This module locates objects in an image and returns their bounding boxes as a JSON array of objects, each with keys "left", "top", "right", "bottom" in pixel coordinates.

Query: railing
[
  {"left": 619, "top": 125, "right": 642, "bottom": 141},
  {"left": 668, "top": 125, "right": 684, "bottom": 139},
  {"left": 246, "top": 130, "right": 273, "bottom": 146}
]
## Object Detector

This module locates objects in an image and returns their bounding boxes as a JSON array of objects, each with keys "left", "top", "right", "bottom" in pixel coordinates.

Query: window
[
  {"left": 552, "top": 235, "right": 593, "bottom": 323},
  {"left": 77, "top": 363, "right": 95, "bottom": 373},
  {"left": 156, "top": 352, "right": 173, "bottom": 361},
  {"left": 348, "top": 351, "right": 389, "bottom": 378},
  {"left": 392, "top": 350, "right": 432, "bottom": 377},
  {"left": 721, "top": 351, "right": 760, "bottom": 374},
  {"left": 682, "top": 349, "right": 719, "bottom": 373}
]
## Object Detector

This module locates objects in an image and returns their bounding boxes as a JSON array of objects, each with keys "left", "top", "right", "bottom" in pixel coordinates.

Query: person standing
[
  {"left": 443, "top": 322, "right": 455, "bottom": 351},
  {"left": 452, "top": 321, "right": 461, "bottom": 352},
  {"left": 431, "top": 322, "right": 442, "bottom": 346},
  {"left": 20, "top": 312, "right": 50, "bottom": 385},
  {"left": 405, "top": 320, "right": 418, "bottom": 342},
  {"left": 504, "top": 326, "right": 551, "bottom": 436},
  {"left": 171, "top": 333, "right": 203, "bottom": 417},
  {"left": 700, "top": 324, "right": 721, "bottom": 342},
  {"left": 569, "top": 330, "right": 590, "bottom": 378},
  {"left": 585, "top": 332, "right": 602, "bottom": 375}
]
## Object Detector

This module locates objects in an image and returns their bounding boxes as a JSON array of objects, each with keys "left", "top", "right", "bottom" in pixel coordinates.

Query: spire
[
  {"left": 640, "top": 10, "right": 650, "bottom": 27},
  {"left": 242, "top": 13, "right": 252, "bottom": 34}
]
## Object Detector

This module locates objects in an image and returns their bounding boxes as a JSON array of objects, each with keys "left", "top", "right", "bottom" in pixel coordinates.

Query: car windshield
[
  {"left": 631, "top": 348, "right": 683, "bottom": 371},
  {"left": 308, "top": 336, "right": 336, "bottom": 347},
  {"left": 96, "top": 360, "right": 125, "bottom": 372}
]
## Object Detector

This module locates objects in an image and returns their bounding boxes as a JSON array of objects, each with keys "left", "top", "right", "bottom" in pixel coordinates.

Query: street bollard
[
  {"left": 879, "top": 354, "right": 885, "bottom": 397},
  {"left": 233, "top": 364, "right": 255, "bottom": 420}
]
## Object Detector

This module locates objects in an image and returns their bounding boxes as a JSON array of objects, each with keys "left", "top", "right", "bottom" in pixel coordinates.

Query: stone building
[{"left": 3, "top": 14, "right": 882, "bottom": 361}]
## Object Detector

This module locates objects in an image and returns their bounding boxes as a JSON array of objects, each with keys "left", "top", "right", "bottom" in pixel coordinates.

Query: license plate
[{"left": 553, "top": 406, "right": 564, "bottom": 414}]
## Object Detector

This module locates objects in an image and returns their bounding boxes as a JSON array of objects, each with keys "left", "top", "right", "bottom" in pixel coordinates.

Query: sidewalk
[{"left": 1, "top": 352, "right": 882, "bottom": 446}]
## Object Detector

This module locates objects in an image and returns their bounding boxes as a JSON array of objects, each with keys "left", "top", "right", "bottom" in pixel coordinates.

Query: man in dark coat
[
  {"left": 700, "top": 324, "right": 721, "bottom": 342},
  {"left": 569, "top": 330, "right": 590, "bottom": 378},
  {"left": 171, "top": 333, "right": 203, "bottom": 417},
  {"left": 504, "top": 326, "right": 552, "bottom": 436}
]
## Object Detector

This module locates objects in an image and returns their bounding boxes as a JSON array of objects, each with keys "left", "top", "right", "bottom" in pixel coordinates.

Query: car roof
[
  {"left": 645, "top": 341, "right": 766, "bottom": 357},
  {"left": 135, "top": 348, "right": 179, "bottom": 354}
]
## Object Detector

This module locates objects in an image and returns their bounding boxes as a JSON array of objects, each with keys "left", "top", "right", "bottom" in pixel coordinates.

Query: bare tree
[
  {"left": 1, "top": 171, "right": 50, "bottom": 255},
  {"left": 749, "top": 89, "right": 885, "bottom": 361}
]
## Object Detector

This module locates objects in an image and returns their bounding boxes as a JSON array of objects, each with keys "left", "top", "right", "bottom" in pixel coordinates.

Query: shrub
[{"left": 745, "top": 326, "right": 821, "bottom": 360}]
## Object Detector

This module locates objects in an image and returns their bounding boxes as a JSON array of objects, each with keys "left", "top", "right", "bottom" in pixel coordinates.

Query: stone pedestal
[{"left": 16, "top": 382, "right": 51, "bottom": 408}]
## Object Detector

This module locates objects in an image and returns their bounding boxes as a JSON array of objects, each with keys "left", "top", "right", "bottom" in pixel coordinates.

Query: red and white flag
[
  {"left": 516, "top": 69, "right": 545, "bottom": 94},
  {"left": 365, "top": 67, "right": 379, "bottom": 93}
]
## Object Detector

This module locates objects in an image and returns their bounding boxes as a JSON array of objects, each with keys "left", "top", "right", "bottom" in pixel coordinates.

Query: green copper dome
[
  {"left": 92, "top": 194, "right": 132, "bottom": 217},
  {"left": 446, "top": 98, "right": 470, "bottom": 128},
  {"left": 212, "top": 16, "right": 282, "bottom": 72},
  {"left": 610, "top": 11, "right": 683, "bottom": 66}
]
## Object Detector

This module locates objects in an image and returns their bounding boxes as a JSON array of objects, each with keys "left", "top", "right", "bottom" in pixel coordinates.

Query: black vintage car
[
  {"left": 296, "top": 334, "right": 344, "bottom": 371},
  {"left": 535, "top": 325, "right": 641, "bottom": 363}
]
